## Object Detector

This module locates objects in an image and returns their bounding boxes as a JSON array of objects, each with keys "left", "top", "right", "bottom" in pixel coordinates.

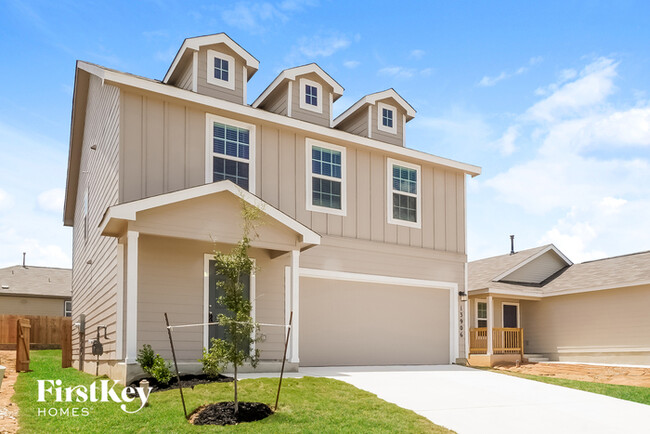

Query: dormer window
[
  {"left": 206, "top": 49, "right": 235, "bottom": 90},
  {"left": 299, "top": 78, "right": 323, "bottom": 113},
  {"left": 377, "top": 102, "right": 397, "bottom": 134}
]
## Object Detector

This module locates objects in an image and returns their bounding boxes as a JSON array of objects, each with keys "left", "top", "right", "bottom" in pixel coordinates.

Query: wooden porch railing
[{"left": 469, "top": 327, "right": 523, "bottom": 356}]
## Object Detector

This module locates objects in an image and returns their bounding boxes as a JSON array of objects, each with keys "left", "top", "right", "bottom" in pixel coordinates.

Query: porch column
[
  {"left": 115, "top": 241, "right": 125, "bottom": 360},
  {"left": 289, "top": 249, "right": 300, "bottom": 364},
  {"left": 486, "top": 295, "right": 494, "bottom": 356},
  {"left": 125, "top": 230, "right": 139, "bottom": 363}
]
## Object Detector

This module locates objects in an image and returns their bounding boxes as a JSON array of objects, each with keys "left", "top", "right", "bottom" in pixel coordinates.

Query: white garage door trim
[{"left": 298, "top": 267, "right": 459, "bottom": 364}]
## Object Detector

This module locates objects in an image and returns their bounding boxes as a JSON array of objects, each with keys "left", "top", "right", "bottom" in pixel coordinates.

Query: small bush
[
  {"left": 199, "top": 338, "right": 229, "bottom": 379},
  {"left": 149, "top": 356, "right": 173, "bottom": 385},
  {"left": 136, "top": 344, "right": 156, "bottom": 372}
]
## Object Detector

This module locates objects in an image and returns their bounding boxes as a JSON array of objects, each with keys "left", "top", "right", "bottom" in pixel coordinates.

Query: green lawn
[
  {"left": 482, "top": 367, "right": 650, "bottom": 405},
  {"left": 14, "top": 351, "right": 452, "bottom": 433}
]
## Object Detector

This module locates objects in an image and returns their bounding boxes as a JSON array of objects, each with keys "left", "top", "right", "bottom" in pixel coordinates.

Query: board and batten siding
[
  {"left": 196, "top": 44, "right": 245, "bottom": 104},
  {"left": 504, "top": 250, "right": 568, "bottom": 284},
  {"left": 72, "top": 75, "right": 120, "bottom": 365},
  {"left": 137, "top": 236, "right": 288, "bottom": 361},
  {"left": 119, "top": 89, "right": 466, "bottom": 254}
]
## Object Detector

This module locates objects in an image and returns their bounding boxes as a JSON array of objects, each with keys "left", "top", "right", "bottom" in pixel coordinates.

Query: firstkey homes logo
[{"left": 37, "top": 379, "right": 151, "bottom": 416}]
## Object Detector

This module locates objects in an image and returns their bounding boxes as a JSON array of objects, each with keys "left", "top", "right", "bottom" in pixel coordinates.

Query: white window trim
[
  {"left": 64, "top": 300, "right": 72, "bottom": 317},
  {"left": 386, "top": 158, "right": 421, "bottom": 229},
  {"left": 206, "top": 49, "right": 235, "bottom": 90},
  {"left": 305, "top": 138, "right": 346, "bottom": 216},
  {"left": 205, "top": 113, "right": 256, "bottom": 194},
  {"left": 377, "top": 102, "right": 397, "bottom": 134},
  {"left": 203, "top": 254, "right": 257, "bottom": 351},
  {"left": 501, "top": 301, "right": 520, "bottom": 328},
  {"left": 475, "top": 298, "right": 488, "bottom": 328},
  {"left": 299, "top": 78, "right": 323, "bottom": 113}
]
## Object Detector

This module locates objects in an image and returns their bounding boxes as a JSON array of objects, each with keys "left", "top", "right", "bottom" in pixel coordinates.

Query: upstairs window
[
  {"left": 206, "top": 114, "right": 256, "bottom": 193},
  {"left": 299, "top": 78, "right": 323, "bottom": 113},
  {"left": 306, "top": 140, "right": 346, "bottom": 215},
  {"left": 377, "top": 102, "right": 397, "bottom": 134},
  {"left": 387, "top": 158, "right": 421, "bottom": 228},
  {"left": 206, "top": 50, "right": 235, "bottom": 90}
]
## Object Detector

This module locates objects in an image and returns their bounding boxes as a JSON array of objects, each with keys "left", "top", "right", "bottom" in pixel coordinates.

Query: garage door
[{"left": 299, "top": 278, "right": 450, "bottom": 366}]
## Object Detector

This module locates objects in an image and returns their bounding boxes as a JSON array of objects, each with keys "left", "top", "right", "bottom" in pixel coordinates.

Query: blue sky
[{"left": 1, "top": 0, "right": 649, "bottom": 267}]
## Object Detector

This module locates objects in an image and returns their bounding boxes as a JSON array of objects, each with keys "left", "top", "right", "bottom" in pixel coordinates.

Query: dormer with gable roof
[
  {"left": 333, "top": 89, "right": 416, "bottom": 147},
  {"left": 252, "top": 63, "right": 344, "bottom": 127},
  {"left": 163, "top": 33, "right": 259, "bottom": 104}
]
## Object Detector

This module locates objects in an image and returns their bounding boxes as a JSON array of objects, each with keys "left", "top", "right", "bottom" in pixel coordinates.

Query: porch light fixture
[{"left": 458, "top": 291, "right": 468, "bottom": 302}]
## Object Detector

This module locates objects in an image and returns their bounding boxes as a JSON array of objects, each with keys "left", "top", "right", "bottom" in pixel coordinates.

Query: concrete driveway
[{"left": 244, "top": 365, "right": 650, "bottom": 433}]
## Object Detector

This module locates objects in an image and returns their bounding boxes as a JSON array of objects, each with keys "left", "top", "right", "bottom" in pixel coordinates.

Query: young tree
[{"left": 201, "top": 199, "right": 262, "bottom": 416}]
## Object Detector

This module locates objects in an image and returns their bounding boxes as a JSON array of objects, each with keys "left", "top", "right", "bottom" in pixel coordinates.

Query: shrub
[
  {"left": 199, "top": 338, "right": 229, "bottom": 379},
  {"left": 149, "top": 356, "right": 173, "bottom": 385},
  {"left": 136, "top": 344, "right": 156, "bottom": 372}
]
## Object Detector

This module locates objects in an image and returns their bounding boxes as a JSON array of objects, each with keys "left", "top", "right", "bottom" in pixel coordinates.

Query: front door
[
  {"left": 208, "top": 259, "right": 251, "bottom": 345},
  {"left": 503, "top": 304, "right": 518, "bottom": 328}
]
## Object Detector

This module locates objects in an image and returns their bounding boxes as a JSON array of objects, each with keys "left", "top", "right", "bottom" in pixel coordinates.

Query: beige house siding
[
  {"left": 197, "top": 44, "right": 245, "bottom": 104},
  {"left": 136, "top": 235, "right": 289, "bottom": 361},
  {"left": 371, "top": 98, "right": 404, "bottom": 146},
  {"left": 336, "top": 108, "right": 369, "bottom": 137},
  {"left": 504, "top": 250, "right": 567, "bottom": 283},
  {"left": 521, "top": 285, "right": 650, "bottom": 364},
  {"left": 258, "top": 85, "right": 288, "bottom": 116},
  {"left": 118, "top": 90, "right": 466, "bottom": 254},
  {"left": 290, "top": 72, "right": 332, "bottom": 127},
  {"left": 0, "top": 296, "right": 68, "bottom": 316},
  {"left": 72, "top": 75, "right": 120, "bottom": 364},
  {"left": 173, "top": 57, "right": 194, "bottom": 91},
  {"left": 300, "top": 278, "right": 450, "bottom": 366}
]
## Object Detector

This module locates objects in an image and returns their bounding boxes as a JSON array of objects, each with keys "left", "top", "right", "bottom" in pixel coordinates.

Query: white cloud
[
  {"left": 221, "top": 2, "right": 289, "bottom": 34},
  {"left": 379, "top": 66, "right": 433, "bottom": 80},
  {"left": 0, "top": 188, "right": 14, "bottom": 211},
  {"left": 410, "top": 49, "right": 425, "bottom": 59},
  {"left": 478, "top": 56, "right": 543, "bottom": 87},
  {"left": 296, "top": 34, "right": 350, "bottom": 57},
  {"left": 491, "top": 126, "right": 519, "bottom": 156},
  {"left": 37, "top": 188, "right": 64, "bottom": 213},
  {"left": 483, "top": 56, "right": 650, "bottom": 260},
  {"left": 343, "top": 60, "right": 360, "bottom": 69}
]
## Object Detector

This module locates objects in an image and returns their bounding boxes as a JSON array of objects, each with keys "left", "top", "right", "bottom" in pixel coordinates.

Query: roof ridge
[{"left": 580, "top": 249, "right": 650, "bottom": 264}]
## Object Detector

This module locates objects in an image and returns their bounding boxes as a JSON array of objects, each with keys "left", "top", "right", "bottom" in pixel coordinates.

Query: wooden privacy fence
[
  {"left": 0, "top": 315, "right": 72, "bottom": 350},
  {"left": 469, "top": 327, "right": 523, "bottom": 355}
]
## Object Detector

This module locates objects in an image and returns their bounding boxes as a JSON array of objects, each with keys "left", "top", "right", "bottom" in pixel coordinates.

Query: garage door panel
[{"left": 300, "top": 278, "right": 450, "bottom": 366}]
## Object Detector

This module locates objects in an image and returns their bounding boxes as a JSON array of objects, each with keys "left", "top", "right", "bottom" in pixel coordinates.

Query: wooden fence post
[
  {"left": 62, "top": 319, "right": 72, "bottom": 368},
  {"left": 16, "top": 318, "right": 31, "bottom": 372}
]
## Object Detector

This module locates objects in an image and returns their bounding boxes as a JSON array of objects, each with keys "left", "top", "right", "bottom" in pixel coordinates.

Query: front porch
[{"left": 468, "top": 327, "right": 523, "bottom": 367}]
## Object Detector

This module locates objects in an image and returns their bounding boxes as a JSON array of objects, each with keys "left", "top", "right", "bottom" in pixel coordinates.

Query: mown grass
[
  {"left": 481, "top": 367, "right": 650, "bottom": 405},
  {"left": 14, "top": 351, "right": 453, "bottom": 433}
]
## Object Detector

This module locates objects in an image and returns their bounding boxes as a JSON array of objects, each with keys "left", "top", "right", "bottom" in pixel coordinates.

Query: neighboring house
[
  {"left": 0, "top": 265, "right": 72, "bottom": 317},
  {"left": 468, "top": 243, "right": 650, "bottom": 366},
  {"left": 63, "top": 33, "right": 481, "bottom": 382}
]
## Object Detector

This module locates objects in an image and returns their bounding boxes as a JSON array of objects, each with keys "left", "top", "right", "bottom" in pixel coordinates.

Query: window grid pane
[
  {"left": 382, "top": 108, "right": 393, "bottom": 127},
  {"left": 213, "top": 156, "right": 249, "bottom": 190},
  {"left": 305, "top": 84, "right": 318, "bottom": 106},
  {"left": 312, "top": 178, "right": 341, "bottom": 210},
  {"left": 477, "top": 302, "right": 487, "bottom": 319},
  {"left": 213, "top": 123, "right": 249, "bottom": 160},
  {"left": 311, "top": 146, "right": 341, "bottom": 179},
  {"left": 214, "top": 58, "right": 229, "bottom": 81},
  {"left": 392, "top": 165, "right": 417, "bottom": 194},
  {"left": 392, "top": 193, "right": 417, "bottom": 222}
]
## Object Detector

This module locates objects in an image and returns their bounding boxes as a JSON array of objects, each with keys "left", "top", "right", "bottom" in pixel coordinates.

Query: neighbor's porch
[{"left": 467, "top": 294, "right": 529, "bottom": 366}]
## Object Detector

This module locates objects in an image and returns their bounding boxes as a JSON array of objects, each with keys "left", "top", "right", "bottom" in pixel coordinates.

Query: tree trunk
[{"left": 234, "top": 363, "right": 239, "bottom": 417}]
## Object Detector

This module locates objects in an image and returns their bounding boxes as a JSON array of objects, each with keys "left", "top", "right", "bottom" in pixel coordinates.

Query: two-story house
[{"left": 63, "top": 33, "right": 481, "bottom": 382}]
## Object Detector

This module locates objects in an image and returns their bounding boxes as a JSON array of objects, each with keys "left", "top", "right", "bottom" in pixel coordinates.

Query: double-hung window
[
  {"left": 299, "top": 78, "right": 323, "bottom": 113},
  {"left": 377, "top": 102, "right": 397, "bottom": 134},
  {"left": 387, "top": 158, "right": 421, "bottom": 228},
  {"left": 206, "top": 114, "right": 255, "bottom": 192},
  {"left": 206, "top": 50, "right": 235, "bottom": 89},
  {"left": 306, "top": 140, "right": 346, "bottom": 215},
  {"left": 64, "top": 300, "right": 72, "bottom": 317},
  {"left": 477, "top": 301, "right": 487, "bottom": 328}
]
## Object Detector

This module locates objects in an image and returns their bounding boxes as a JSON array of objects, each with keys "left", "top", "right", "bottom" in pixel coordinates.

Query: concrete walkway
[{"left": 240, "top": 364, "right": 650, "bottom": 433}]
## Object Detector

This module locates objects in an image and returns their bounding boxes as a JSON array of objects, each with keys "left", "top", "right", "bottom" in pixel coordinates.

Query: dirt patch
[
  {"left": 127, "top": 373, "right": 232, "bottom": 395},
  {"left": 189, "top": 401, "right": 272, "bottom": 426},
  {"left": 0, "top": 351, "right": 19, "bottom": 434},
  {"left": 494, "top": 362, "right": 650, "bottom": 387}
]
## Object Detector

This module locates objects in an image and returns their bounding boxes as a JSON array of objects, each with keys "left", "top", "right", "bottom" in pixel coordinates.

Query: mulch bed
[
  {"left": 189, "top": 401, "right": 273, "bottom": 426},
  {"left": 128, "top": 373, "right": 233, "bottom": 394}
]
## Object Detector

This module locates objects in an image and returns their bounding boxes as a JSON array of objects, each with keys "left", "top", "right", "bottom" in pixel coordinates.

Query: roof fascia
[
  {"left": 80, "top": 62, "right": 480, "bottom": 176},
  {"left": 333, "top": 89, "right": 416, "bottom": 127}
]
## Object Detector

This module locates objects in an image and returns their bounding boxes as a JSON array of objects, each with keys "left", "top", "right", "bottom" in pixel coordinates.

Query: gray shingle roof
[
  {"left": 0, "top": 265, "right": 71, "bottom": 298},
  {"left": 469, "top": 247, "right": 650, "bottom": 296}
]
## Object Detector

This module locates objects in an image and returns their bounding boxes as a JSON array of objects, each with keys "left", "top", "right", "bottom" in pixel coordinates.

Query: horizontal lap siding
[
  {"left": 72, "top": 76, "right": 119, "bottom": 362},
  {"left": 197, "top": 44, "right": 244, "bottom": 104},
  {"left": 0, "top": 297, "right": 67, "bottom": 316},
  {"left": 290, "top": 73, "right": 331, "bottom": 127},
  {"left": 173, "top": 57, "right": 193, "bottom": 91}
]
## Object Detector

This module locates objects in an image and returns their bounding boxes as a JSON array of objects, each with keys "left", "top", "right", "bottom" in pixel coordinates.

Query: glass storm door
[{"left": 503, "top": 304, "right": 518, "bottom": 328}]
